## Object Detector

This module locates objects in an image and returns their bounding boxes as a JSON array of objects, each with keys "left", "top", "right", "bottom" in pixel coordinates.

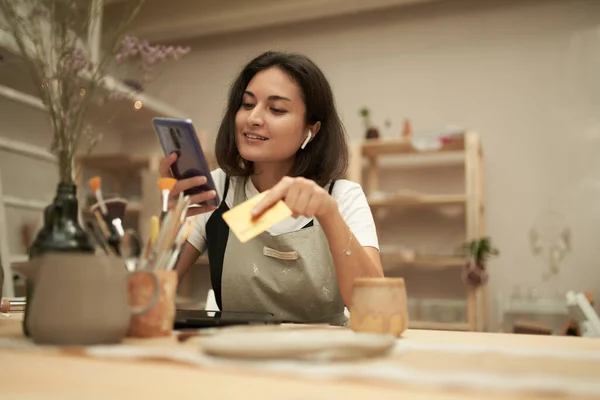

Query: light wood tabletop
[{"left": 1, "top": 314, "right": 599, "bottom": 400}]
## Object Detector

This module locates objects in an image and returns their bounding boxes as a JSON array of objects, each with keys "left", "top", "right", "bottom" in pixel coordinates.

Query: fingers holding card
[{"left": 222, "top": 191, "right": 292, "bottom": 243}]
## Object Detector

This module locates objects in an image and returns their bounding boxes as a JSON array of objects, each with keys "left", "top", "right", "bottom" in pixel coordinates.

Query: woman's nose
[{"left": 247, "top": 106, "right": 264, "bottom": 127}]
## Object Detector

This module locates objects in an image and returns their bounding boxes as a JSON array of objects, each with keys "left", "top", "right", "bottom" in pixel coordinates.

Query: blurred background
[{"left": 1, "top": 0, "right": 599, "bottom": 335}]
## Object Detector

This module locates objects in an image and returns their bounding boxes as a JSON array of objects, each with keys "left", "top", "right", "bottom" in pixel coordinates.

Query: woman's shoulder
[
  {"left": 209, "top": 168, "right": 227, "bottom": 196},
  {"left": 329, "top": 179, "right": 366, "bottom": 200}
]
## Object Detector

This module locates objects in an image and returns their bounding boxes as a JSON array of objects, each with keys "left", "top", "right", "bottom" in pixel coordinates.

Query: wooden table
[{"left": 1, "top": 314, "right": 599, "bottom": 400}]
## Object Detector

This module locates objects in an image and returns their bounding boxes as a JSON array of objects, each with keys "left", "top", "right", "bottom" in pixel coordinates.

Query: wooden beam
[
  {"left": 0, "top": 137, "right": 56, "bottom": 163},
  {"left": 0, "top": 84, "right": 46, "bottom": 112},
  {"left": 3, "top": 196, "right": 49, "bottom": 211},
  {"left": 120, "top": 0, "right": 445, "bottom": 42},
  {"left": 88, "top": 0, "right": 104, "bottom": 65}
]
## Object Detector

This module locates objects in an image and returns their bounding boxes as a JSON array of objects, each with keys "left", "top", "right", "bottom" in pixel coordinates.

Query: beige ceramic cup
[{"left": 349, "top": 277, "right": 409, "bottom": 337}]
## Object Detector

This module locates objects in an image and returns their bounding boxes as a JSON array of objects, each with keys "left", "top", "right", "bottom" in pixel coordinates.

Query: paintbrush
[
  {"left": 88, "top": 176, "right": 108, "bottom": 216},
  {"left": 139, "top": 215, "right": 160, "bottom": 266},
  {"left": 149, "top": 194, "right": 190, "bottom": 270},
  {"left": 85, "top": 221, "right": 110, "bottom": 255},
  {"left": 87, "top": 176, "right": 122, "bottom": 252},
  {"left": 91, "top": 197, "right": 128, "bottom": 238},
  {"left": 157, "top": 177, "right": 177, "bottom": 223},
  {"left": 163, "top": 219, "right": 195, "bottom": 271},
  {"left": 89, "top": 212, "right": 118, "bottom": 256}
]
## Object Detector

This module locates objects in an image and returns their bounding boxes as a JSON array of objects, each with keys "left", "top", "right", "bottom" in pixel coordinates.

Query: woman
[{"left": 160, "top": 51, "right": 383, "bottom": 325}]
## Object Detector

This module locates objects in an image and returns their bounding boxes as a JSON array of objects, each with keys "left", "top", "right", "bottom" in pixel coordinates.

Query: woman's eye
[
  {"left": 271, "top": 107, "right": 286, "bottom": 114},
  {"left": 242, "top": 103, "right": 255, "bottom": 109}
]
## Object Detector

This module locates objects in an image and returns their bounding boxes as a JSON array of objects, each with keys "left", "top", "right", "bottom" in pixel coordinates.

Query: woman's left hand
[{"left": 251, "top": 177, "right": 335, "bottom": 220}]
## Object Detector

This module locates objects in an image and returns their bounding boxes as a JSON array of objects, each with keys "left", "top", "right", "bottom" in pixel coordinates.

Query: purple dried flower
[
  {"left": 113, "top": 35, "right": 191, "bottom": 84},
  {"left": 67, "top": 49, "right": 90, "bottom": 74}
]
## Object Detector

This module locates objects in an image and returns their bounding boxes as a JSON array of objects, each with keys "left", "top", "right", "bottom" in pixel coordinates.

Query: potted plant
[
  {"left": 460, "top": 237, "right": 499, "bottom": 287},
  {"left": 359, "top": 107, "right": 379, "bottom": 139}
]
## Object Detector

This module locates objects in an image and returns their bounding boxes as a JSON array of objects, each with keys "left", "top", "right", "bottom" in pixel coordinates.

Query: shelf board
[
  {"left": 369, "top": 193, "right": 466, "bottom": 208},
  {"left": 410, "top": 320, "right": 470, "bottom": 331},
  {"left": 76, "top": 154, "right": 152, "bottom": 170},
  {"left": 10, "top": 254, "right": 29, "bottom": 265},
  {"left": 361, "top": 134, "right": 465, "bottom": 157},
  {"left": 383, "top": 254, "right": 466, "bottom": 269},
  {"left": 363, "top": 150, "right": 465, "bottom": 169}
]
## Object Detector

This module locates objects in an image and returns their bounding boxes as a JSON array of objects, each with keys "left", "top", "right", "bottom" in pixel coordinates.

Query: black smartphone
[{"left": 152, "top": 117, "right": 220, "bottom": 207}]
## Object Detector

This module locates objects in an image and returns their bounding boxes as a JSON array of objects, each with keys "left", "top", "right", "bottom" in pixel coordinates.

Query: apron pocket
[{"left": 263, "top": 246, "right": 299, "bottom": 261}]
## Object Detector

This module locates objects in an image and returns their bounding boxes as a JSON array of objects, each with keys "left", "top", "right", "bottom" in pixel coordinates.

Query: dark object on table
[
  {"left": 173, "top": 309, "right": 281, "bottom": 330},
  {"left": 513, "top": 320, "right": 552, "bottom": 335}
]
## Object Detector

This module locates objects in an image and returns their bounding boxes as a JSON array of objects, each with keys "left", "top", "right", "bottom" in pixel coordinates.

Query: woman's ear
[{"left": 309, "top": 121, "right": 321, "bottom": 140}]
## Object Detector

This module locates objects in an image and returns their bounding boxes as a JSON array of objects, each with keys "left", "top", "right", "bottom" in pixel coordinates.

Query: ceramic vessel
[
  {"left": 349, "top": 277, "right": 408, "bottom": 337},
  {"left": 14, "top": 253, "right": 159, "bottom": 345},
  {"left": 127, "top": 270, "right": 178, "bottom": 337},
  {"left": 24, "top": 183, "right": 95, "bottom": 336}
]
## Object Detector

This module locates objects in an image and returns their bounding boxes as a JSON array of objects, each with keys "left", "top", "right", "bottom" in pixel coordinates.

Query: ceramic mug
[
  {"left": 127, "top": 269, "right": 178, "bottom": 338},
  {"left": 349, "top": 277, "right": 409, "bottom": 337},
  {"left": 14, "top": 253, "right": 159, "bottom": 345}
]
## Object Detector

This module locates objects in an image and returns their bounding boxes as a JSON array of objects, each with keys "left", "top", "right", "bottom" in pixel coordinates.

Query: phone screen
[{"left": 153, "top": 118, "right": 220, "bottom": 207}]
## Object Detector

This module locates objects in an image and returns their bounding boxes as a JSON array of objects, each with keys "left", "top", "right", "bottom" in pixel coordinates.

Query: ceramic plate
[{"left": 200, "top": 326, "right": 396, "bottom": 361}]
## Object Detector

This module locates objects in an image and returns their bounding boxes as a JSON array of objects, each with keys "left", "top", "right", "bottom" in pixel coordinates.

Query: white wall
[{"left": 139, "top": 0, "right": 600, "bottom": 330}]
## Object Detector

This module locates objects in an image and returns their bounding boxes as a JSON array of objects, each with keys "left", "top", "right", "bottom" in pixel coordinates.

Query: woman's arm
[
  {"left": 158, "top": 153, "right": 219, "bottom": 280},
  {"left": 317, "top": 208, "right": 383, "bottom": 306},
  {"left": 251, "top": 177, "right": 384, "bottom": 306},
  {"left": 174, "top": 242, "right": 201, "bottom": 281}
]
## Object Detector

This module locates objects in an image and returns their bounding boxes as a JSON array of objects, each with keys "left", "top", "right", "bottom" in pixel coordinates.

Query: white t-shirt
[{"left": 187, "top": 169, "right": 379, "bottom": 254}]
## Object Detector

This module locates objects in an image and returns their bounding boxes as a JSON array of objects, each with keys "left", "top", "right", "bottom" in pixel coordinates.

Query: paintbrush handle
[{"left": 93, "top": 211, "right": 120, "bottom": 256}]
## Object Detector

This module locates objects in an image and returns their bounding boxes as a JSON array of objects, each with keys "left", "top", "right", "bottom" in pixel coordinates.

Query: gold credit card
[{"left": 222, "top": 191, "right": 292, "bottom": 243}]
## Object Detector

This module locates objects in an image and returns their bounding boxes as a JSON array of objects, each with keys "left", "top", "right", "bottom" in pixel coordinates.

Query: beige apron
[{"left": 221, "top": 178, "right": 347, "bottom": 326}]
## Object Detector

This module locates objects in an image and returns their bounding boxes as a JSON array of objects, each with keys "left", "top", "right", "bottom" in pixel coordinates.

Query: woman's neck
[{"left": 251, "top": 159, "right": 294, "bottom": 192}]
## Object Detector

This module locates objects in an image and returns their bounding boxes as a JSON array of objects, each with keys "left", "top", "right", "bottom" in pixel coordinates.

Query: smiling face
[{"left": 235, "top": 67, "right": 312, "bottom": 170}]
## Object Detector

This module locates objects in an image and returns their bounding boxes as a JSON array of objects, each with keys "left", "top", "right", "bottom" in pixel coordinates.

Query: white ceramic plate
[{"left": 200, "top": 327, "right": 396, "bottom": 361}]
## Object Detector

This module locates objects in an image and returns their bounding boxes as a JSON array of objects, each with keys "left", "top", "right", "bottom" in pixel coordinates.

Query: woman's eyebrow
[{"left": 244, "top": 90, "right": 291, "bottom": 102}]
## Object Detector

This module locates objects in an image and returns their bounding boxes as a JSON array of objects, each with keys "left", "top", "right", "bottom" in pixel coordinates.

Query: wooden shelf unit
[{"left": 348, "top": 131, "right": 487, "bottom": 332}]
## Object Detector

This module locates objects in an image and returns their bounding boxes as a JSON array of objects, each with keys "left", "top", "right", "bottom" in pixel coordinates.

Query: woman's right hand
[{"left": 159, "top": 153, "right": 218, "bottom": 217}]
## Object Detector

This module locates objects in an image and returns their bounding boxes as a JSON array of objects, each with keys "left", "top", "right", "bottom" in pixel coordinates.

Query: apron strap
[
  {"left": 205, "top": 176, "right": 231, "bottom": 310},
  {"left": 302, "top": 180, "right": 336, "bottom": 229}
]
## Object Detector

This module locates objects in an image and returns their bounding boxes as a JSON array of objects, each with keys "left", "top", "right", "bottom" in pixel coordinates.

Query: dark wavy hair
[{"left": 215, "top": 51, "right": 348, "bottom": 186}]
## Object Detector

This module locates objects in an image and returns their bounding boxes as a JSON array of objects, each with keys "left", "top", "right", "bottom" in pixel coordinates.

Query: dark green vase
[{"left": 23, "top": 183, "right": 95, "bottom": 336}]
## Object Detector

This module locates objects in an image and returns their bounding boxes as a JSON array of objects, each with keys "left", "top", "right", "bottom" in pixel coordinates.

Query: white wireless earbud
[{"left": 301, "top": 130, "right": 312, "bottom": 150}]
